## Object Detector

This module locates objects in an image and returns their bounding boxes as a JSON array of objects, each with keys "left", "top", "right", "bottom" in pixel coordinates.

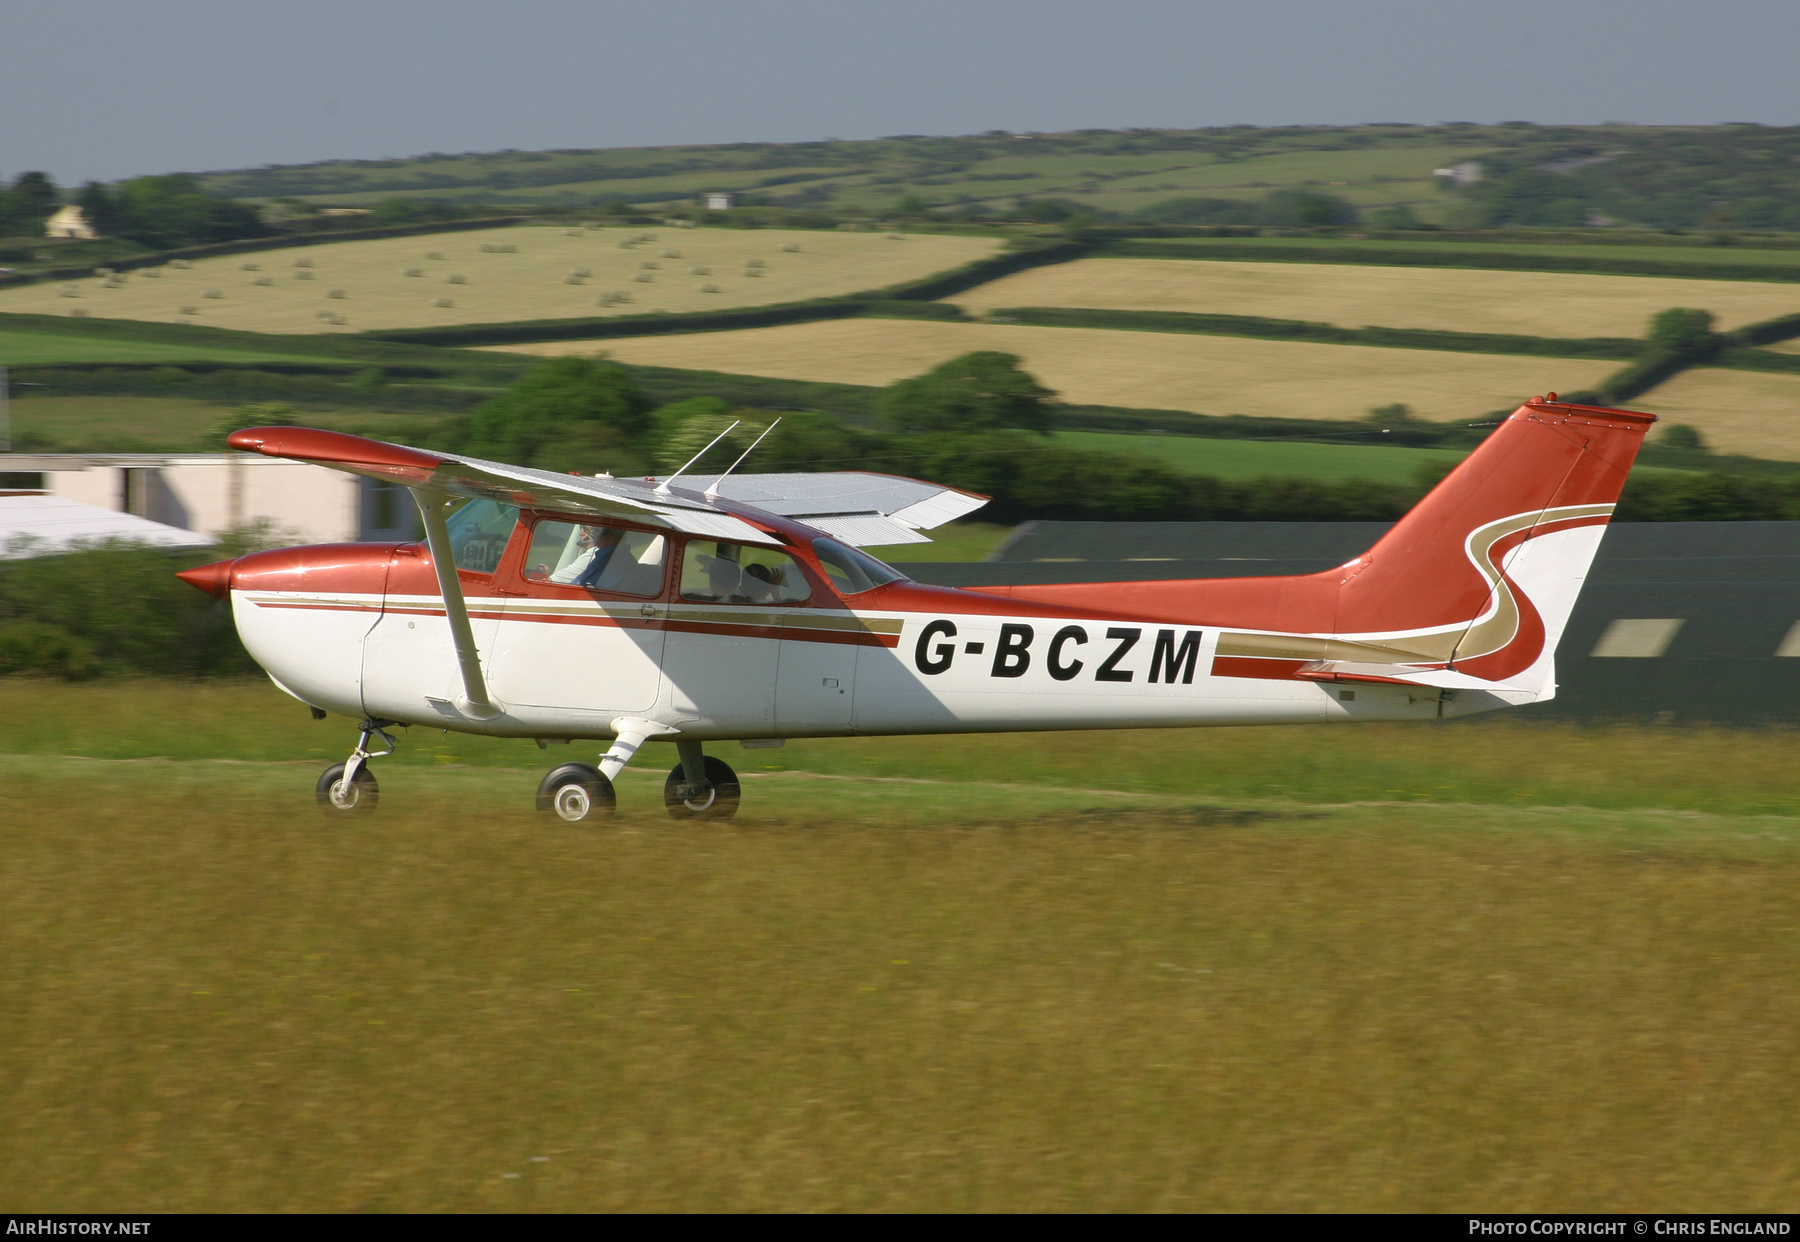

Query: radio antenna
[
  {"left": 705, "top": 417, "right": 781, "bottom": 499},
  {"left": 655, "top": 420, "right": 739, "bottom": 495}
]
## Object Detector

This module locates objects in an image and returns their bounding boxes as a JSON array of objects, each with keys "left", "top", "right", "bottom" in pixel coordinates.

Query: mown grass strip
[
  {"left": 989, "top": 306, "right": 1645, "bottom": 360},
  {"left": 1102, "top": 238, "right": 1800, "bottom": 282}
]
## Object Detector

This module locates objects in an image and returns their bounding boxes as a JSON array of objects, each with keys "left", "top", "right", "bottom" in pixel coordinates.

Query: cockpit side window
[
  {"left": 444, "top": 499, "right": 519, "bottom": 574},
  {"left": 521, "top": 519, "right": 667, "bottom": 597},
  {"left": 679, "top": 541, "right": 811, "bottom": 605}
]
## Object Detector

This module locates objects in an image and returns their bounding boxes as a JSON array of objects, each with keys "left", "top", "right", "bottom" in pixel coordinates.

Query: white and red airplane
[{"left": 178, "top": 394, "right": 1654, "bottom": 820}]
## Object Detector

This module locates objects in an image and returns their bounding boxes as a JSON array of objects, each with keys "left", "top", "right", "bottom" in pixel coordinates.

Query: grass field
[
  {"left": 0, "top": 227, "right": 1000, "bottom": 335},
  {"left": 1053, "top": 431, "right": 1469, "bottom": 482},
  {"left": 1628, "top": 368, "right": 1800, "bottom": 460},
  {"left": 0, "top": 326, "right": 345, "bottom": 366},
  {"left": 6, "top": 396, "right": 445, "bottom": 454},
  {"left": 951, "top": 258, "right": 1800, "bottom": 339},
  {"left": 6, "top": 679, "right": 1800, "bottom": 1210},
  {"left": 494, "top": 319, "right": 1617, "bottom": 423}
]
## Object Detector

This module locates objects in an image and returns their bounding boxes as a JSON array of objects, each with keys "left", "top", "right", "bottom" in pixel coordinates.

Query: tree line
[{"left": 1, "top": 171, "right": 265, "bottom": 248}]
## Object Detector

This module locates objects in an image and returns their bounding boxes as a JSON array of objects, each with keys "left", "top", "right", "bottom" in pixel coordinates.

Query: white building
[
  {"left": 702, "top": 192, "right": 736, "bottom": 211},
  {"left": 0, "top": 453, "right": 421, "bottom": 547},
  {"left": 44, "top": 205, "right": 98, "bottom": 239}
]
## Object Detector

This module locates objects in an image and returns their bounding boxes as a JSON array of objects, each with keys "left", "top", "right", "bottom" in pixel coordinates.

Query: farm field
[
  {"left": 951, "top": 257, "right": 1800, "bottom": 338},
  {"left": 0, "top": 226, "right": 1001, "bottom": 334},
  {"left": 1628, "top": 368, "right": 1800, "bottom": 460},
  {"left": 5, "top": 679, "right": 1800, "bottom": 1210},
  {"left": 1053, "top": 431, "right": 1468, "bottom": 483},
  {"left": 492, "top": 319, "right": 1617, "bottom": 423},
  {"left": 5, "top": 396, "right": 441, "bottom": 454},
  {"left": 0, "top": 325, "right": 344, "bottom": 366}
]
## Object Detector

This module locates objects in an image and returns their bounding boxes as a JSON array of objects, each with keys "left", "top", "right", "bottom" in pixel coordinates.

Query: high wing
[{"left": 225, "top": 426, "right": 986, "bottom": 545}]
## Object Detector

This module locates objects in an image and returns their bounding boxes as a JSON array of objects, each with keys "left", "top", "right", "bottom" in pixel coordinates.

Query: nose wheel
[
  {"left": 536, "top": 763, "right": 617, "bottom": 822},
  {"left": 664, "top": 754, "right": 741, "bottom": 820},
  {"left": 316, "top": 762, "right": 378, "bottom": 814},
  {"left": 316, "top": 718, "right": 397, "bottom": 817}
]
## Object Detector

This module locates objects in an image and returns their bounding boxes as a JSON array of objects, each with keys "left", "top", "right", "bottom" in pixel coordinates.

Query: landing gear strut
[
  {"left": 316, "top": 718, "right": 398, "bottom": 816},
  {"left": 664, "top": 741, "right": 740, "bottom": 820}
]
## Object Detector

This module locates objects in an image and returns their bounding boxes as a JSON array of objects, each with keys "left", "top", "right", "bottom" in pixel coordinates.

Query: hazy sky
[{"left": 4, "top": 0, "right": 1797, "bottom": 184}]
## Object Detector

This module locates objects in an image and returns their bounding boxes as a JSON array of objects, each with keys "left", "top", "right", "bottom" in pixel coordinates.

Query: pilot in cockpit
[{"left": 549, "top": 525, "right": 625, "bottom": 586}]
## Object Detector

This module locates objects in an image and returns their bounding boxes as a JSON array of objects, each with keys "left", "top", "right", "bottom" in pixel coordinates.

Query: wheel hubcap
[
  {"left": 682, "top": 787, "right": 717, "bottom": 812},
  {"left": 554, "top": 784, "right": 591, "bottom": 821},
  {"left": 329, "top": 779, "right": 360, "bottom": 810}
]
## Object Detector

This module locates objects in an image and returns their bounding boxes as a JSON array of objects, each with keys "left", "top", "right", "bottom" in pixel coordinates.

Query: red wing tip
[{"left": 226, "top": 426, "right": 444, "bottom": 470}]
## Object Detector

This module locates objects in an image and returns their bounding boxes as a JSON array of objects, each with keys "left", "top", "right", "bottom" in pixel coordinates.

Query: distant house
[
  {"left": 319, "top": 207, "right": 373, "bottom": 218},
  {"left": 44, "top": 205, "right": 97, "bottom": 239},
  {"left": 1431, "top": 161, "right": 1484, "bottom": 187},
  {"left": 702, "top": 192, "right": 736, "bottom": 211}
]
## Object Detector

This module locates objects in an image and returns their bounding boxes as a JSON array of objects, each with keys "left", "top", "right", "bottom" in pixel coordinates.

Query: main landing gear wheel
[
  {"left": 537, "top": 763, "right": 616, "bottom": 822},
  {"left": 664, "top": 755, "right": 741, "bottom": 821},
  {"left": 316, "top": 763, "right": 378, "bottom": 815}
]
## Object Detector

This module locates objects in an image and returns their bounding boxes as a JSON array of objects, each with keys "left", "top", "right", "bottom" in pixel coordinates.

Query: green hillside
[{"left": 188, "top": 124, "right": 1800, "bottom": 234}]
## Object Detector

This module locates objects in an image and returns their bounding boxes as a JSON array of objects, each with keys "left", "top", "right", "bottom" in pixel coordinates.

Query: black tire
[
  {"left": 316, "top": 763, "right": 378, "bottom": 815},
  {"left": 664, "top": 755, "right": 741, "bottom": 820},
  {"left": 536, "top": 763, "right": 616, "bottom": 822}
]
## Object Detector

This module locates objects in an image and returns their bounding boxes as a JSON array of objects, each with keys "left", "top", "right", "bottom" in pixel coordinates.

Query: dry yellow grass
[
  {"left": 1628, "top": 367, "right": 1800, "bottom": 459},
  {"left": 948, "top": 257, "right": 1800, "bottom": 338},
  {"left": 492, "top": 319, "right": 1615, "bottom": 422},
  {"left": 0, "top": 226, "right": 999, "bottom": 335}
]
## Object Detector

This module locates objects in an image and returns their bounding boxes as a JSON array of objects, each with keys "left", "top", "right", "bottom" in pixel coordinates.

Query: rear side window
[
  {"left": 680, "top": 541, "right": 811, "bottom": 604},
  {"left": 812, "top": 538, "right": 906, "bottom": 595},
  {"left": 523, "top": 521, "right": 666, "bottom": 596},
  {"left": 445, "top": 499, "right": 518, "bottom": 574}
]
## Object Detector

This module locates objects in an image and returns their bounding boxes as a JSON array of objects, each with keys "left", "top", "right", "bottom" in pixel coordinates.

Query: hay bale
[
  {"left": 565, "top": 229, "right": 583, "bottom": 237},
  {"left": 314, "top": 309, "right": 332, "bottom": 319},
  {"left": 479, "top": 244, "right": 497, "bottom": 253},
  {"left": 58, "top": 284, "right": 77, "bottom": 297},
  {"left": 326, "top": 288, "right": 347, "bottom": 299},
  {"left": 746, "top": 258, "right": 765, "bottom": 268},
  {"left": 252, "top": 276, "right": 273, "bottom": 286},
  {"left": 742, "top": 268, "right": 762, "bottom": 278},
  {"left": 447, "top": 274, "right": 467, "bottom": 285},
  {"left": 640, "top": 261, "right": 660, "bottom": 270},
  {"left": 240, "top": 261, "right": 260, "bottom": 271},
  {"left": 571, "top": 268, "right": 591, "bottom": 277},
  {"left": 662, "top": 249, "right": 681, "bottom": 258},
  {"left": 172, "top": 259, "right": 194, "bottom": 269},
  {"left": 141, "top": 268, "right": 161, "bottom": 278},
  {"left": 424, "top": 251, "right": 445, "bottom": 260},
  {"left": 404, "top": 267, "right": 424, "bottom": 277},
  {"left": 69, "top": 307, "right": 87, "bottom": 317},
  {"left": 701, "top": 283, "right": 722, "bottom": 294},
  {"left": 780, "top": 243, "right": 800, "bottom": 252},
  {"left": 563, "top": 275, "right": 585, "bottom": 285},
  {"left": 887, "top": 232, "right": 905, "bottom": 239},
  {"left": 691, "top": 265, "right": 711, "bottom": 275},
  {"left": 294, "top": 270, "right": 315, "bottom": 280},
  {"left": 433, "top": 298, "right": 454, "bottom": 308},
  {"left": 204, "top": 288, "right": 224, "bottom": 299},
  {"left": 292, "top": 257, "right": 312, "bottom": 268},
  {"left": 617, "top": 239, "right": 636, "bottom": 249},
  {"left": 499, "top": 243, "right": 517, "bottom": 253},
  {"left": 179, "top": 305, "right": 198, "bottom": 315},
  {"left": 632, "top": 272, "right": 654, "bottom": 283}
]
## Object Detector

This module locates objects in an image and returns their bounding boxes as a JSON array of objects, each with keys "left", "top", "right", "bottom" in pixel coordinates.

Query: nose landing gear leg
[{"left": 316, "top": 718, "right": 398, "bottom": 816}]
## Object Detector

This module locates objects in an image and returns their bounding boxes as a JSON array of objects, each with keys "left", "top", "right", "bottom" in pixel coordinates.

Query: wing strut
[{"left": 412, "top": 488, "right": 503, "bottom": 720}]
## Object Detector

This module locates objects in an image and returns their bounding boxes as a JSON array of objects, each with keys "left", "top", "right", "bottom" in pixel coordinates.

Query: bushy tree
[
  {"left": 464, "top": 356, "right": 653, "bottom": 473},
  {"left": 877, "top": 352, "right": 1057, "bottom": 436},
  {"left": 0, "top": 171, "right": 60, "bottom": 235},
  {"left": 1648, "top": 307, "right": 1718, "bottom": 356},
  {"left": 75, "top": 174, "right": 265, "bottom": 246}
]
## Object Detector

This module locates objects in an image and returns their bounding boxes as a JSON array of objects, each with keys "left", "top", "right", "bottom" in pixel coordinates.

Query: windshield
[
  {"left": 444, "top": 499, "right": 518, "bottom": 574},
  {"left": 812, "top": 538, "right": 906, "bottom": 595}
]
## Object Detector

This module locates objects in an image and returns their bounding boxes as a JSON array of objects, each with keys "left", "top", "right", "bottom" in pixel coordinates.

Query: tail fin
[{"left": 978, "top": 396, "right": 1657, "bottom": 698}]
